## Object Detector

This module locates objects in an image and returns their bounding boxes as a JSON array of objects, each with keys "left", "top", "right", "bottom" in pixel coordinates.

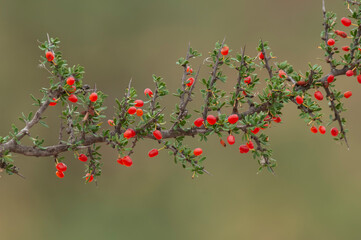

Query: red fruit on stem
[
  {"left": 122, "top": 156, "right": 133, "bottom": 167},
  {"left": 89, "top": 92, "right": 98, "bottom": 102},
  {"left": 206, "top": 115, "right": 217, "bottom": 125},
  {"left": 331, "top": 127, "right": 339, "bottom": 136},
  {"left": 310, "top": 126, "right": 318, "bottom": 133},
  {"left": 244, "top": 76, "right": 251, "bottom": 84},
  {"left": 227, "top": 135, "right": 235, "bottom": 145},
  {"left": 148, "top": 149, "right": 159, "bottom": 158},
  {"left": 259, "top": 52, "right": 264, "bottom": 60},
  {"left": 354, "top": 75, "right": 361, "bottom": 85},
  {"left": 68, "top": 94, "right": 78, "bottom": 103},
  {"left": 78, "top": 154, "right": 88, "bottom": 162},
  {"left": 346, "top": 70, "right": 354, "bottom": 77},
  {"left": 228, "top": 114, "right": 239, "bottom": 124},
  {"left": 49, "top": 98, "right": 57, "bottom": 106},
  {"left": 66, "top": 76, "right": 75, "bottom": 85},
  {"left": 186, "top": 77, "right": 195, "bottom": 87},
  {"left": 251, "top": 127, "right": 260, "bottom": 134},
  {"left": 319, "top": 126, "right": 326, "bottom": 134},
  {"left": 246, "top": 141, "right": 254, "bottom": 150},
  {"left": 327, "top": 75, "right": 334, "bottom": 83},
  {"left": 46, "top": 51, "right": 54, "bottom": 61},
  {"left": 295, "top": 96, "right": 303, "bottom": 105},
  {"left": 153, "top": 130, "right": 162, "bottom": 140},
  {"left": 327, "top": 39, "right": 335, "bottom": 46},
  {"left": 239, "top": 145, "right": 249, "bottom": 154},
  {"left": 314, "top": 90, "right": 323, "bottom": 101},
  {"left": 128, "top": 107, "right": 137, "bottom": 114},
  {"left": 273, "top": 117, "right": 282, "bottom": 123},
  {"left": 193, "top": 148, "right": 203, "bottom": 156},
  {"left": 108, "top": 120, "right": 114, "bottom": 126},
  {"left": 69, "top": 86, "right": 76, "bottom": 93},
  {"left": 56, "top": 171, "right": 64, "bottom": 178},
  {"left": 194, "top": 117, "right": 204, "bottom": 127},
  {"left": 123, "top": 129, "right": 136, "bottom": 139},
  {"left": 85, "top": 173, "right": 94, "bottom": 183},
  {"left": 344, "top": 91, "right": 352, "bottom": 98},
  {"left": 221, "top": 46, "right": 229, "bottom": 56},
  {"left": 342, "top": 46, "right": 350, "bottom": 52},
  {"left": 279, "top": 70, "right": 286, "bottom": 78},
  {"left": 134, "top": 100, "right": 144, "bottom": 107},
  {"left": 56, "top": 162, "right": 67, "bottom": 172},
  {"left": 144, "top": 88, "right": 153, "bottom": 97},
  {"left": 136, "top": 108, "right": 143, "bottom": 116},
  {"left": 341, "top": 17, "right": 352, "bottom": 27},
  {"left": 117, "top": 158, "right": 124, "bottom": 165}
]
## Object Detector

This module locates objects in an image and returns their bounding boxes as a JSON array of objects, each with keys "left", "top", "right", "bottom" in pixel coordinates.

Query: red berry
[
  {"left": 108, "top": 120, "right": 114, "bottom": 126},
  {"left": 346, "top": 70, "right": 354, "bottom": 77},
  {"left": 56, "top": 162, "right": 67, "bottom": 172},
  {"left": 85, "top": 173, "right": 94, "bottom": 183},
  {"left": 331, "top": 127, "right": 339, "bottom": 136},
  {"left": 134, "top": 100, "right": 144, "bottom": 107},
  {"left": 251, "top": 127, "right": 260, "bottom": 134},
  {"left": 186, "top": 77, "right": 195, "bottom": 87},
  {"left": 206, "top": 115, "right": 217, "bottom": 125},
  {"left": 153, "top": 130, "right": 162, "bottom": 140},
  {"left": 279, "top": 70, "right": 286, "bottom": 78},
  {"left": 295, "top": 96, "right": 303, "bottom": 105},
  {"left": 69, "top": 86, "right": 76, "bottom": 93},
  {"left": 227, "top": 135, "right": 235, "bottom": 145},
  {"left": 148, "top": 149, "right": 159, "bottom": 158},
  {"left": 117, "top": 158, "right": 124, "bottom": 165},
  {"left": 244, "top": 76, "right": 252, "bottom": 84},
  {"left": 122, "top": 156, "right": 133, "bottom": 167},
  {"left": 78, "top": 154, "right": 88, "bottom": 162},
  {"left": 89, "top": 92, "right": 98, "bottom": 102},
  {"left": 344, "top": 91, "right": 352, "bottom": 98},
  {"left": 46, "top": 51, "right": 54, "bottom": 61},
  {"left": 239, "top": 145, "right": 249, "bottom": 153},
  {"left": 259, "top": 52, "right": 264, "bottom": 60},
  {"left": 327, "top": 39, "right": 335, "bottom": 46},
  {"left": 228, "top": 114, "right": 239, "bottom": 124},
  {"left": 327, "top": 75, "right": 334, "bottom": 83},
  {"left": 68, "top": 94, "right": 78, "bottom": 103},
  {"left": 49, "top": 98, "right": 57, "bottom": 106},
  {"left": 194, "top": 117, "right": 204, "bottom": 127},
  {"left": 123, "top": 129, "right": 136, "bottom": 139},
  {"left": 338, "top": 30, "right": 347, "bottom": 38},
  {"left": 128, "top": 107, "right": 137, "bottom": 114},
  {"left": 342, "top": 46, "right": 350, "bottom": 52},
  {"left": 246, "top": 141, "right": 254, "bottom": 150},
  {"left": 297, "top": 81, "right": 306, "bottom": 86},
  {"left": 66, "top": 76, "right": 75, "bottom": 85},
  {"left": 341, "top": 17, "right": 352, "bottom": 27},
  {"left": 136, "top": 108, "right": 143, "bottom": 116},
  {"left": 357, "top": 75, "right": 361, "bottom": 84},
  {"left": 56, "top": 171, "right": 64, "bottom": 178},
  {"left": 221, "top": 46, "right": 229, "bottom": 56},
  {"left": 220, "top": 139, "right": 227, "bottom": 147},
  {"left": 144, "top": 88, "right": 153, "bottom": 97},
  {"left": 273, "top": 116, "right": 282, "bottom": 123},
  {"left": 319, "top": 126, "right": 326, "bottom": 134},
  {"left": 187, "top": 66, "right": 193, "bottom": 73},
  {"left": 193, "top": 148, "right": 203, "bottom": 156},
  {"left": 314, "top": 90, "right": 323, "bottom": 101},
  {"left": 310, "top": 126, "right": 318, "bottom": 133}
]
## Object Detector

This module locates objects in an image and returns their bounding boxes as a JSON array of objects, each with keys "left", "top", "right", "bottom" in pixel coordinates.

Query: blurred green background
[{"left": 1, "top": 0, "right": 361, "bottom": 239}]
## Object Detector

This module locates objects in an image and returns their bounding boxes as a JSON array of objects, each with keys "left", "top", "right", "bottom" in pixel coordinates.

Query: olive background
[{"left": 1, "top": 0, "right": 361, "bottom": 239}]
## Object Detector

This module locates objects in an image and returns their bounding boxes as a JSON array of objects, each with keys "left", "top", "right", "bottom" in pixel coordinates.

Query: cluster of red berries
[
  {"left": 117, "top": 155, "right": 133, "bottom": 167},
  {"left": 55, "top": 162, "right": 67, "bottom": 178},
  {"left": 310, "top": 125, "right": 339, "bottom": 136},
  {"left": 127, "top": 99, "right": 144, "bottom": 117}
]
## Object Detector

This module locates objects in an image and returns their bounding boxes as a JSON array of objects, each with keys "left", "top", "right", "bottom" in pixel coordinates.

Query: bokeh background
[{"left": 1, "top": 0, "right": 361, "bottom": 239}]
